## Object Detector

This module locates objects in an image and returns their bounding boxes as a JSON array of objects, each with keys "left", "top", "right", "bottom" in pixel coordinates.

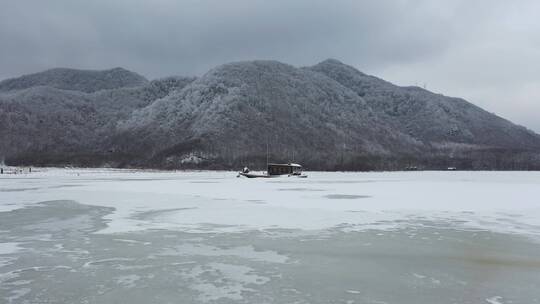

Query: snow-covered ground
[
  {"left": 1, "top": 169, "right": 540, "bottom": 303},
  {"left": 1, "top": 168, "right": 540, "bottom": 236}
]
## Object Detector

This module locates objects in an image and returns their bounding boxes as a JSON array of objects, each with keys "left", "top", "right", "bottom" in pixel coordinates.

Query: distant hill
[
  {"left": 1, "top": 61, "right": 539, "bottom": 170},
  {"left": 115, "top": 61, "right": 425, "bottom": 168},
  {"left": 309, "top": 59, "right": 540, "bottom": 151},
  {"left": 0, "top": 67, "right": 148, "bottom": 93},
  {"left": 0, "top": 75, "right": 195, "bottom": 165}
]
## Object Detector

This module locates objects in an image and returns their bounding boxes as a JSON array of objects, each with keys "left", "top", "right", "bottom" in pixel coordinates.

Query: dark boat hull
[{"left": 238, "top": 172, "right": 275, "bottom": 178}]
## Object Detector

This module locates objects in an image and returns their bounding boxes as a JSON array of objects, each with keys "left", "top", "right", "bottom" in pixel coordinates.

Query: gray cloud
[{"left": 1, "top": 0, "right": 539, "bottom": 132}]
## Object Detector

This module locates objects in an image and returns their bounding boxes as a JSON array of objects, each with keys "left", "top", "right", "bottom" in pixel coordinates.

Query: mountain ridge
[
  {"left": 1, "top": 60, "right": 539, "bottom": 170},
  {"left": 309, "top": 59, "right": 540, "bottom": 150},
  {"left": 0, "top": 67, "right": 149, "bottom": 93}
]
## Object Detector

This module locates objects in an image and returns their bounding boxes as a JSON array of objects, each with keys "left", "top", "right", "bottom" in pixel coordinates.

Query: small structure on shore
[{"left": 0, "top": 167, "right": 33, "bottom": 174}]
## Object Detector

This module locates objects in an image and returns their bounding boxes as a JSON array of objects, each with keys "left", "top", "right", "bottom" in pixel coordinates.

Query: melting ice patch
[
  {"left": 5, "top": 287, "right": 31, "bottom": 304},
  {"left": 486, "top": 296, "right": 505, "bottom": 304},
  {"left": 83, "top": 258, "right": 135, "bottom": 268},
  {"left": 0, "top": 242, "right": 23, "bottom": 255},
  {"left": 0, "top": 257, "right": 17, "bottom": 268},
  {"left": 184, "top": 262, "right": 269, "bottom": 302},
  {"left": 159, "top": 244, "right": 289, "bottom": 264},
  {"left": 324, "top": 194, "right": 371, "bottom": 199},
  {"left": 115, "top": 274, "right": 141, "bottom": 288}
]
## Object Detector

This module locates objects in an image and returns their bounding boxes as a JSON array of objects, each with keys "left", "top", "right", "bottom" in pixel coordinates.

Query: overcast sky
[{"left": 1, "top": 0, "right": 539, "bottom": 132}]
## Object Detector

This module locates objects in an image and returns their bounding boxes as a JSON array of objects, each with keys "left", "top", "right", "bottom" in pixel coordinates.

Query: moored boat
[{"left": 238, "top": 163, "right": 306, "bottom": 178}]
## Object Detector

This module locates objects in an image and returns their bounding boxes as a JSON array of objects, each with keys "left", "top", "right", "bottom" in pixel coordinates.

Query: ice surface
[
  {"left": 1, "top": 169, "right": 540, "bottom": 237},
  {"left": 115, "top": 274, "right": 141, "bottom": 288},
  {"left": 5, "top": 287, "right": 30, "bottom": 303},
  {"left": 186, "top": 262, "right": 270, "bottom": 302},
  {"left": 1, "top": 169, "right": 540, "bottom": 303},
  {"left": 159, "top": 244, "right": 289, "bottom": 263},
  {"left": 0, "top": 242, "right": 22, "bottom": 255},
  {"left": 486, "top": 296, "right": 505, "bottom": 304}
]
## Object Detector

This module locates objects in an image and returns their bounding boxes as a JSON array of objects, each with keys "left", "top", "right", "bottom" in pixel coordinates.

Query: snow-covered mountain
[
  {"left": 115, "top": 60, "right": 424, "bottom": 168},
  {"left": 309, "top": 59, "right": 540, "bottom": 151},
  {"left": 0, "top": 75, "right": 195, "bottom": 165},
  {"left": 0, "top": 67, "right": 149, "bottom": 93},
  {"left": 1, "top": 60, "right": 539, "bottom": 170}
]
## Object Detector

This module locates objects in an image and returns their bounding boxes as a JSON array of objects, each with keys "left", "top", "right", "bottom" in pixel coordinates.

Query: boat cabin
[{"left": 267, "top": 163, "right": 302, "bottom": 176}]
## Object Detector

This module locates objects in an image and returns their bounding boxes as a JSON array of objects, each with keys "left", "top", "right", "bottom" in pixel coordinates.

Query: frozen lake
[{"left": 1, "top": 169, "right": 540, "bottom": 303}]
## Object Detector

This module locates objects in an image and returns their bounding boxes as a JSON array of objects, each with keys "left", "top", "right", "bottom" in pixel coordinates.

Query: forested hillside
[{"left": 1, "top": 60, "right": 539, "bottom": 170}]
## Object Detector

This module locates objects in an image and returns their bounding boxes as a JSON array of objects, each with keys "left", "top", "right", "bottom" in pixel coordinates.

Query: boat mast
[{"left": 266, "top": 141, "right": 269, "bottom": 169}]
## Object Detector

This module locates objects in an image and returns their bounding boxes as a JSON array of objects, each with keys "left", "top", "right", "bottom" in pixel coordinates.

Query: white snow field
[
  {"left": 1, "top": 169, "right": 540, "bottom": 303},
  {"left": 2, "top": 169, "right": 540, "bottom": 235}
]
